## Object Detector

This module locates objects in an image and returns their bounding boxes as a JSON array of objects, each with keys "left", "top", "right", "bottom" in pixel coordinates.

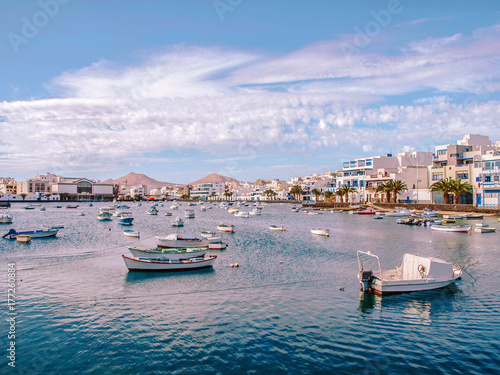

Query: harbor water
[{"left": 1, "top": 203, "right": 499, "bottom": 374}]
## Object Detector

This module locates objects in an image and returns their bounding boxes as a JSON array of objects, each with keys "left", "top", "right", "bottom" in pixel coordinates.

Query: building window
[
  {"left": 457, "top": 173, "right": 468, "bottom": 179},
  {"left": 437, "top": 150, "right": 446, "bottom": 156},
  {"left": 432, "top": 174, "right": 443, "bottom": 181},
  {"left": 77, "top": 181, "right": 92, "bottom": 194},
  {"left": 484, "top": 176, "right": 491, "bottom": 183}
]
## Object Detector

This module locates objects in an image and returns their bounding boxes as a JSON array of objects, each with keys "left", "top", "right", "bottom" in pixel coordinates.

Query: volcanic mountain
[
  {"left": 186, "top": 173, "right": 239, "bottom": 186},
  {"left": 103, "top": 172, "right": 175, "bottom": 188}
]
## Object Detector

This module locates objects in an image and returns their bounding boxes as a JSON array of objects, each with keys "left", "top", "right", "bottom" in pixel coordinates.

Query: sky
[{"left": 1, "top": 0, "right": 500, "bottom": 184}]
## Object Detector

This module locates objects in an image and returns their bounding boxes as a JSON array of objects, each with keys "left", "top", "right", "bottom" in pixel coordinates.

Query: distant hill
[
  {"left": 186, "top": 173, "right": 239, "bottom": 186},
  {"left": 103, "top": 172, "right": 175, "bottom": 188}
]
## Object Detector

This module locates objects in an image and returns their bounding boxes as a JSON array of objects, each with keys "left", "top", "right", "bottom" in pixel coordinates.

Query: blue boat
[
  {"left": 117, "top": 212, "right": 134, "bottom": 225},
  {"left": 3, "top": 228, "right": 58, "bottom": 239}
]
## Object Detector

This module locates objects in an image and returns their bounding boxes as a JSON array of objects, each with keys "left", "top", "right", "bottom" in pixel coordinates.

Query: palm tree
[
  {"left": 289, "top": 185, "right": 303, "bottom": 201},
  {"left": 325, "top": 191, "right": 333, "bottom": 200},
  {"left": 210, "top": 192, "right": 217, "bottom": 201},
  {"left": 376, "top": 181, "right": 393, "bottom": 203},
  {"left": 271, "top": 191, "right": 278, "bottom": 200},
  {"left": 311, "top": 188, "right": 321, "bottom": 202},
  {"left": 449, "top": 179, "right": 473, "bottom": 204},
  {"left": 342, "top": 185, "right": 358, "bottom": 203},
  {"left": 429, "top": 179, "right": 453, "bottom": 204},
  {"left": 263, "top": 189, "right": 275, "bottom": 200},
  {"left": 391, "top": 180, "right": 408, "bottom": 203},
  {"left": 335, "top": 189, "right": 344, "bottom": 202}
]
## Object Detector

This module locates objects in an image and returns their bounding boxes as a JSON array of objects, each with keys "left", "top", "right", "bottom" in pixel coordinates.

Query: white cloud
[{"left": 2, "top": 25, "right": 500, "bottom": 176}]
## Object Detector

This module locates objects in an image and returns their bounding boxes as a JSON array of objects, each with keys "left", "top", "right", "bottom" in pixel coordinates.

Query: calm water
[{"left": 1, "top": 203, "right": 499, "bottom": 375}]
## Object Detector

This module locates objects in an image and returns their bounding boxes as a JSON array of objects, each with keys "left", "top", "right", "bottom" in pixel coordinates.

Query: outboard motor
[
  {"left": 359, "top": 270, "right": 374, "bottom": 292},
  {"left": 3, "top": 229, "right": 17, "bottom": 239}
]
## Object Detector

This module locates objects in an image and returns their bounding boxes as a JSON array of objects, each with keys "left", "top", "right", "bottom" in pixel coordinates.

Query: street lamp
[{"left": 416, "top": 179, "right": 421, "bottom": 203}]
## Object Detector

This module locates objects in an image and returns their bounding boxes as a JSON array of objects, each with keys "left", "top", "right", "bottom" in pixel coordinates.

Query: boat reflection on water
[{"left": 358, "top": 284, "right": 463, "bottom": 323}]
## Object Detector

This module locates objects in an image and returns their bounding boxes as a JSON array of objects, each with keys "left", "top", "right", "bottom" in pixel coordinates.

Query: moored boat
[
  {"left": 234, "top": 211, "right": 250, "bottom": 218},
  {"left": 184, "top": 209, "right": 195, "bottom": 219},
  {"left": 155, "top": 233, "right": 219, "bottom": 248},
  {"left": 217, "top": 223, "right": 235, "bottom": 232},
  {"left": 147, "top": 206, "right": 158, "bottom": 215},
  {"left": 171, "top": 217, "right": 184, "bottom": 227},
  {"left": 208, "top": 241, "right": 227, "bottom": 250},
  {"left": 0, "top": 212, "right": 13, "bottom": 224},
  {"left": 201, "top": 230, "right": 216, "bottom": 238},
  {"left": 117, "top": 212, "right": 134, "bottom": 225},
  {"left": 3, "top": 228, "right": 58, "bottom": 239},
  {"left": 128, "top": 246, "right": 207, "bottom": 259},
  {"left": 474, "top": 226, "right": 496, "bottom": 233},
  {"left": 97, "top": 211, "right": 112, "bottom": 221},
  {"left": 430, "top": 224, "right": 472, "bottom": 233},
  {"left": 122, "top": 254, "right": 217, "bottom": 271},
  {"left": 357, "top": 251, "right": 462, "bottom": 294},
  {"left": 269, "top": 225, "right": 285, "bottom": 231},
  {"left": 311, "top": 228, "right": 330, "bottom": 236},
  {"left": 123, "top": 230, "right": 140, "bottom": 238}
]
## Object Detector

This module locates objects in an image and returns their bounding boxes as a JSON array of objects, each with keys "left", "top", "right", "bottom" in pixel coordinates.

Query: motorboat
[
  {"left": 249, "top": 208, "right": 261, "bottom": 216},
  {"left": 184, "top": 209, "right": 195, "bottom": 219},
  {"left": 474, "top": 223, "right": 496, "bottom": 233},
  {"left": 373, "top": 216, "right": 383, "bottom": 220},
  {"left": 117, "top": 205, "right": 130, "bottom": 209},
  {"left": 217, "top": 223, "right": 235, "bottom": 233},
  {"left": 459, "top": 213, "right": 484, "bottom": 219},
  {"left": 155, "top": 233, "right": 219, "bottom": 248},
  {"left": 430, "top": 225, "right": 472, "bottom": 233},
  {"left": 24, "top": 205, "right": 36, "bottom": 210},
  {"left": 0, "top": 212, "right": 13, "bottom": 224},
  {"left": 442, "top": 214, "right": 463, "bottom": 219},
  {"left": 66, "top": 205, "right": 79, "bottom": 209},
  {"left": 201, "top": 230, "right": 216, "bottom": 238},
  {"left": 3, "top": 228, "right": 58, "bottom": 239},
  {"left": 311, "top": 228, "right": 330, "bottom": 236},
  {"left": 147, "top": 206, "right": 158, "bottom": 215},
  {"left": 228, "top": 207, "right": 239, "bottom": 214},
  {"left": 97, "top": 211, "right": 112, "bottom": 221},
  {"left": 40, "top": 206, "right": 46, "bottom": 211},
  {"left": 123, "top": 230, "right": 140, "bottom": 238},
  {"left": 170, "top": 204, "right": 179, "bottom": 210},
  {"left": 165, "top": 212, "right": 172, "bottom": 216},
  {"left": 269, "top": 225, "right": 285, "bottom": 231},
  {"left": 208, "top": 241, "right": 227, "bottom": 250},
  {"left": 171, "top": 217, "right": 184, "bottom": 227},
  {"left": 122, "top": 254, "right": 217, "bottom": 271},
  {"left": 357, "top": 251, "right": 462, "bottom": 294},
  {"left": 385, "top": 207, "right": 414, "bottom": 217},
  {"left": 117, "top": 212, "right": 134, "bottom": 225},
  {"left": 421, "top": 208, "right": 440, "bottom": 217},
  {"left": 234, "top": 211, "right": 250, "bottom": 218},
  {"left": 128, "top": 246, "right": 208, "bottom": 259}
]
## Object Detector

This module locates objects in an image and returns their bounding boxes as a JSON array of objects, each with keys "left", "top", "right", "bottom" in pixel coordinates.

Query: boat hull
[
  {"left": 430, "top": 225, "right": 471, "bottom": 233},
  {"left": 5, "top": 229, "right": 58, "bottom": 239},
  {"left": 123, "top": 230, "right": 140, "bottom": 237},
  {"left": 129, "top": 247, "right": 207, "bottom": 259},
  {"left": 311, "top": 229, "right": 329, "bottom": 236},
  {"left": 155, "top": 236, "right": 217, "bottom": 248},
  {"left": 366, "top": 277, "right": 460, "bottom": 294},
  {"left": 122, "top": 255, "right": 216, "bottom": 271}
]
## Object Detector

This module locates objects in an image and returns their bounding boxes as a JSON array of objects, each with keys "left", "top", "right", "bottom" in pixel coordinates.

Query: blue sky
[{"left": 1, "top": 0, "right": 500, "bottom": 183}]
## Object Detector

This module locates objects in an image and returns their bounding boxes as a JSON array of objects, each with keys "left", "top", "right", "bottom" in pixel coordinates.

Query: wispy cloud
[{"left": 2, "top": 24, "right": 500, "bottom": 176}]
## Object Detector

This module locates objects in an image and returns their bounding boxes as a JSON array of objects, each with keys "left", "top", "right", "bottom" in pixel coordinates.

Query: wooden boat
[
  {"left": 171, "top": 217, "right": 184, "bottom": 227},
  {"left": 357, "top": 251, "right": 462, "bottom": 294},
  {"left": 217, "top": 223, "right": 235, "bottom": 233},
  {"left": 430, "top": 224, "right": 472, "bottom": 233},
  {"left": 311, "top": 228, "right": 330, "bottom": 236},
  {"left": 208, "top": 241, "right": 227, "bottom": 250},
  {"left": 269, "top": 225, "right": 285, "bottom": 231},
  {"left": 442, "top": 219, "right": 456, "bottom": 224},
  {"left": 123, "top": 230, "right": 140, "bottom": 238},
  {"left": 3, "top": 228, "right": 58, "bottom": 239},
  {"left": 0, "top": 212, "right": 13, "bottom": 224},
  {"left": 128, "top": 246, "right": 207, "bottom": 259},
  {"left": 122, "top": 254, "right": 217, "bottom": 271},
  {"left": 155, "top": 233, "right": 219, "bottom": 248},
  {"left": 16, "top": 234, "right": 31, "bottom": 243},
  {"left": 474, "top": 227, "right": 496, "bottom": 233}
]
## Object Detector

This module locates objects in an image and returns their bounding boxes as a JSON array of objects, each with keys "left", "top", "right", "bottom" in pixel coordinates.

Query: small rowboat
[
  {"left": 217, "top": 223, "right": 235, "bottom": 232},
  {"left": 122, "top": 254, "right": 217, "bottom": 271},
  {"left": 373, "top": 216, "right": 383, "bottom": 220},
  {"left": 123, "top": 230, "right": 140, "bottom": 238},
  {"left": 430, "top": 225, "right": 472, "bottom": 233},
  {"left": 311, "top": 228, "right": 330, "bottom": 236},
  {"left": 3, "top": 228, "right": 58, "bottom": 239},
  {"left": 16, "top": 234, "right": 31, "bottom": 243},
  {"left": 128, "top": 246, "right": 207, "bottom": 259},
  {"left": 474, "top": 227, "right": 496, "bottom": 233},
  {"left": 208, "top": 241, "right": 227, "bottom": 250},
  {"left": 165, "top": 212, "right": 172, "bottom": 216},
  {"left": 269, "top": 225, "right": 285, "bottom": 231}
]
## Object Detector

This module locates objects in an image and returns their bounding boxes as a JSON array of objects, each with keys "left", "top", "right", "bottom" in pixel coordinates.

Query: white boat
[
  {"left": 97, "top": 211, "right": 112, "bottom": 221},
  {"left": 165, "top": 212, "right": 172, "bottom": 216},
  {"left": 442, "top": 214, "right": 463, "bottom": 219},
  {"left": 147, "top": 206, "right": 158, "bottom": 215},
  {"left": 201, "top": 230, "right": 216, "bottom": 238},
  {"left": 228, "top": 207, "right": 239, "bottom": 214},
  {"left": 123, "top": 230, "right": 140, "bottom": 238},
  {"left": 430, "top": 225, "right": 472, "bottom": 233},
  {"left": 3, "top": 228, "right": 58, "bottom": 239},
  {"left": 249, "top": 208, "right": 261, "bottom": 216},
  {"left": 171, "top": 217, "right": 184, "bottom": 227},
  {"left": 117, "top": 212, "right": 134, "bottom": 225},
  {"left": 421, "top": 208, "right": 440, "bottom": 217},
  {"left": 117, "top": 205, "right": 130, "bottom": 209},
  {"left": 357, "top": 251, "right": 463, "bottom": 294},
  {"left": 311, "top": 228, "right": 330, "bottom": 236},
  {"left": 184, "top": 209, "right": 195, "bottom": 219},
  {"left": 122, "top": 254, "right": 217, "bottom": 271},
  {"left": 0, "top": 212, "right": 13, "bottom": 224},
  {"left": 128, "top": 246, "right": 207, "bottom": 259},
  {"left": 269, "top": 225, "right": 285, "bottom": 231},
  {"left": 170, "top": 204, "right": 179, "bottom": 210},
  {"left": 24, "top": 204, "right": 36, "bottom": 210},
  {"left": 217, "top": 223, "right": 235, "bottom": 232},
  {"left": 385, "top": 207, "right": 414, "bottom": 217},
  {"left": 460, "top": 213, "right": 484, "bottom": 219},
  {"left": 200, "top": 207, "right": 207, "bottom": 212},
  {"left": 474, "top": 223, "right": 495, "bottom": 233},
  {"left": 234, "top": 211, "right": 250, "bottom": 218},
  {"left": 291, "top": 207, "right": 299, "bottom": 212},
  {"left": 155, "top": 233, "right": 219, "bottom": 248}
]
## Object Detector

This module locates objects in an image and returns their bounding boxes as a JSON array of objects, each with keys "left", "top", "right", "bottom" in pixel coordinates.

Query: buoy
[
  {"left": 235, "top": 263, "right": 239, "bottom": 267},
  {"left": 279, "top": 261, "right": 283, "bottom": 264},
  {"left": 230, "top": 264, "right": 234, "bottom": 267},
  {"left": 339, "top": 287, "right": 345, "bottom": 291},
  {"left": 108, "top": 228, "right": 111, "bottom": 231},
  {"left": 326, "top": 233, "right": 329, "bottom": 237}
]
